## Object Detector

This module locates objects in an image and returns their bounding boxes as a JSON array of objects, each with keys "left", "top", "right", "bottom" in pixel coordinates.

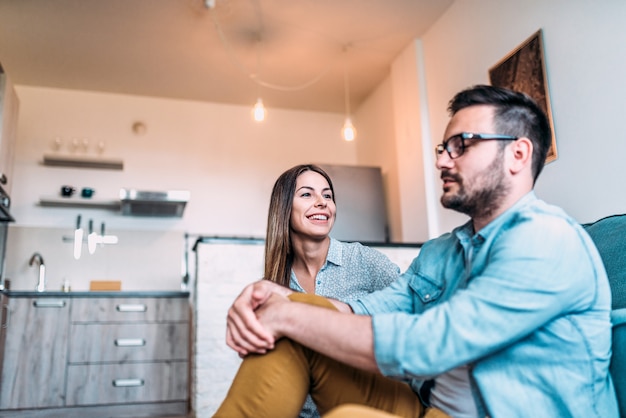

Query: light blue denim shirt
[
  {"left": 349, "top": 192, "right": 619, "bottom": 417},
  {"left": 292, "top": 237, "right": 401, "bottom": 418}
]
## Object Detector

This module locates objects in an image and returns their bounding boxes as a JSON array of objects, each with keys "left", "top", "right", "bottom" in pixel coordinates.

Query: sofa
[{"left": 582, "top": 214, "right": 626, "bottom": 416}]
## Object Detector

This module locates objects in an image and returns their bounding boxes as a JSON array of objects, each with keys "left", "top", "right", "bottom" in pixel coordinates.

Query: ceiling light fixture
[
  {"left": 252, "top": 97, "right": 266, "bottom": 122},
  {"left": 251, "top": 35, "right": 266, "bottom": 122},
  {"left": 341, "top": 46, "right": 356, "bottom": 142}
]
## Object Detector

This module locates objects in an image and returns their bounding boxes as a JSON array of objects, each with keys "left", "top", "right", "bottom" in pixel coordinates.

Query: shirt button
[
  {"left": 317, "top": 281, "right": 321, "bottom": 284},
  {"left": 424, "top": 294, "right": 430, "bottom": 300}
]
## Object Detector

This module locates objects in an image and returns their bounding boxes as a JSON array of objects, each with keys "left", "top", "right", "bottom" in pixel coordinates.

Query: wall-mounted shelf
[
  {"left": 43, "top": 154, "right": 124, "bottom": 170},
  {"left": 39, "top": 196, "right": 121, "bottom": 211}
]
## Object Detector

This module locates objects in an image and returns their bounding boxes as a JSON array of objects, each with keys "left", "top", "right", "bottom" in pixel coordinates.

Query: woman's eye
[
  {"left": 323, "top": 194, "right": 333, "bottom": 199},
  {"left": 300, "top": 192, "right": 311, "bottom": 197}
]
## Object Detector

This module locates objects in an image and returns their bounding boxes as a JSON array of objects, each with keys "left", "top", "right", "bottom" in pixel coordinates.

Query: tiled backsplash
[{"left": 4, "top": 225, "right": 186, "bottom": 292}]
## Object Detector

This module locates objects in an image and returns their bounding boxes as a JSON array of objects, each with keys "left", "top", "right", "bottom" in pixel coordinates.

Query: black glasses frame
[{"left": 435, "top": 132, "right": 518, "bottom": 159}]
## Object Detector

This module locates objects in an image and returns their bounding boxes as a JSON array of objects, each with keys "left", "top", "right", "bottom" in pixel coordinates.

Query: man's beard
[{"left": 440, "top": 151, "right": 510, "bottom": 219}]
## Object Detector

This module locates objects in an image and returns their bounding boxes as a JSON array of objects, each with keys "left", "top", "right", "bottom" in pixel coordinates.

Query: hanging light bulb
[
  {"left": 252, "top": 98, "right": 266, "bottom": 122},
  {"left": 251, "top": 35, "right": 267, "bottom": 123},
  {"left": 342, "top": 117, "right": 357, "bottom": 141},
  {"left": 341, "top": 46, "right": 356, "bottom": 141}
]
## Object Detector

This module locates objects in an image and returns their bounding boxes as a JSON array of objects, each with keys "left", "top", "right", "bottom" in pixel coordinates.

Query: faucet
[{"left": 29, "top": 252, "right": 46, "bottom": 292}]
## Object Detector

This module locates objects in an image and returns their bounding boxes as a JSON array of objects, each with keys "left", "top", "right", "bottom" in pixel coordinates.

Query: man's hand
[
  {"left": 254, "top": 291, "right": 291, "bottom": 340},
  {"left": 226, "top": 280, "right": 293, "bottom": 356}
]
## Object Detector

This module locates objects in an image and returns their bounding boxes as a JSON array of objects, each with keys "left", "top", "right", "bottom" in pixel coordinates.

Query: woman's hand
[{"left": 226, "top": 279, "right": 292, "bottom": 356}]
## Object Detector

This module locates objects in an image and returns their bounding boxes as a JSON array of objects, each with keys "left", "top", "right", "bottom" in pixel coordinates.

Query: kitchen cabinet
[
  {"left": 0, "top": 292, "right": 190, "bottom": 418},
  {"left": 0, "top": 296, "right": 70, "bottom": 409},
  {"left": 66, "top": 297, "right": 189, "bottom": 407}
]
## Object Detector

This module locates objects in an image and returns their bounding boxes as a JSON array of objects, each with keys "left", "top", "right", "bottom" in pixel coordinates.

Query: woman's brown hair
[{"left": 264, "top": 164, "right": 335, "bottom": 286}]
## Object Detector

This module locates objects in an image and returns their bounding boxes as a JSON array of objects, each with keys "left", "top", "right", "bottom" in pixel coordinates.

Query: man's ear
[{"left": 508, "top": 137, "right": 533, "bottom": 175}]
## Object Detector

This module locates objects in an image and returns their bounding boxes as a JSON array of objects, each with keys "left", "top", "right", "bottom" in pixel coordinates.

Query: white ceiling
[{"left": 0, "top": 0, "right": 453, "bottom": 113}]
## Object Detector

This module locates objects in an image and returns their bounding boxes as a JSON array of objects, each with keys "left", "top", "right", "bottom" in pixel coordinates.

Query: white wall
[
  {"left": 389, "top": 43, "right": 430, "bottom": 242},
  {"left": 6, "top": 87, "right": 365, "bottom": 289},
  {"left": 420, "top": 0, "right": 626, "bottom": 233},
  {"left": 11, "top": 86, "right": 358, "bottom": 235},
  {"left": 352, "top": 76, "right": 403, "bottom": 241},
  {"left": 353, "top": 42, "right": 434, "bottom": 243}
]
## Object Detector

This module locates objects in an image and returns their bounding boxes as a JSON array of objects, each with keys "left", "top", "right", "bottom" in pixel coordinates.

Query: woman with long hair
[{"left": 263, "top": 164, "right": 400, "bottom": 417}]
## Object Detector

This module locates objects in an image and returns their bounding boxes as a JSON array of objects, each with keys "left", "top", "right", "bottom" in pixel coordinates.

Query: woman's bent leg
[
  {"left": 308, "top": 346, "right": 421, "bottom": 418},
  {"left": 212, "top": 337, "right": 312, "bottom": 417},
  {"left": 213, "top": 293, "right": 423, "bottom": 418}
]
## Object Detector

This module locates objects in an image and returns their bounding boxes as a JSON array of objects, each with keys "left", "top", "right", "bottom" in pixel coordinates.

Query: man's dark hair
[{"left": 448, "top": 85, "right": 552, "bottom": 182}]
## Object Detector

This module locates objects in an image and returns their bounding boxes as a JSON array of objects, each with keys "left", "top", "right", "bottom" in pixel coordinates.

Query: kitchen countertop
[
  {"left": 1, "top": 290, "right": 190, "bottom": 298},
  {"left": 191, "top": 235, "right": 424, "bottom": 251}
]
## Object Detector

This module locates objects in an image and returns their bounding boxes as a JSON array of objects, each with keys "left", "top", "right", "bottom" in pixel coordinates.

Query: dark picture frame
[{"left": 489, "top": 29, "right": 558, "bottom": 163}]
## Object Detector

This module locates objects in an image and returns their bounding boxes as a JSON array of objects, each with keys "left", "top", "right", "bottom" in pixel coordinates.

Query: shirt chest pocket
[{"left": 408, "top": 273, "right": 444, "bottom": 306}]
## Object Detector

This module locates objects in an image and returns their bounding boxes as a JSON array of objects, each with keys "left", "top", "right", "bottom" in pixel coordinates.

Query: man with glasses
[{"left": 215, "top": 85, "right": 618, "bottom": 417}]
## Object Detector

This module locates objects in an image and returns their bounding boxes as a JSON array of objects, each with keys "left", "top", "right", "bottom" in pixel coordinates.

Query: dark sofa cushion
[{"left": 582, "top": 214, "right": 626, "bottom": 310}]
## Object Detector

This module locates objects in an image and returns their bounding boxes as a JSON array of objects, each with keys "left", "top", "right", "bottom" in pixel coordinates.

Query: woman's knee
[
  {"left": 288, "top": 292, "right": 338, "bottom": 310},
  {"left": 323, "top": 404, "right": 402, "bottom": 418}
]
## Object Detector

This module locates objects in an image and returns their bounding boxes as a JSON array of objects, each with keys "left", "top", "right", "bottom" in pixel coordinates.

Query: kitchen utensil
[
  {"left": 88, "top": 219, "right": 97, "bottom": 254},
  {"left": 74, "top": 214, "right": 83, "bottom": 260}
]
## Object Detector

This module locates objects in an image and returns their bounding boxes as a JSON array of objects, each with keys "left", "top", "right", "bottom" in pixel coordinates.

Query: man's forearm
[{"left": 277, "top": 301, "right": 379, "bottom": 372}]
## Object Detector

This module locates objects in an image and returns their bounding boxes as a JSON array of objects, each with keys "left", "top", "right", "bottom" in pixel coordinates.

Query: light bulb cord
[
  {"left": 343, "top": 46, "right": 351, "bottom": 117},
  {"left": 208, "top": 1, "right": 334, "bottom": 92}
]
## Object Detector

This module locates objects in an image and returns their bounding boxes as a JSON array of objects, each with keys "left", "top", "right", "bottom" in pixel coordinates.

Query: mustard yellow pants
[{"left": 213, "top": 293, "right": 448, "bottom": 418}]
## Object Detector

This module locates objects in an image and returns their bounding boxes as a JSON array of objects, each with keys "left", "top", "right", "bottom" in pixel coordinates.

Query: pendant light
[
  {"left": 252, "top": 97, "right": 266, "bottom": 122},
  {"left": 341, "top": 46, "right": 356, "bottom": 141},
  {"left": 342, "top": 118, "right": 356, "bottom": 141},
  {"left": 252, "top": 35, "right": 267, "bottom": 122}
]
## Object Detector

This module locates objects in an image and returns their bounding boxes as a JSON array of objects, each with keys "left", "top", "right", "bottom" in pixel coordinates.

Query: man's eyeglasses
[{"left": 435, "top": 132, "right": 518, "bottom": 159}]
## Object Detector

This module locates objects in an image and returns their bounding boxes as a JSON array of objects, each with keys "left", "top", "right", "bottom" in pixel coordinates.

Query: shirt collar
[
  {"left": 326, "top": 237, "right": 343, "bottom": 267},
  {"left": 455, "top": 191, "right": 537, "bottom": 242}
]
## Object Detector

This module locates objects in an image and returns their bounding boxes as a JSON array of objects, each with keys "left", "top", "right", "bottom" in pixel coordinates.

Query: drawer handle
[
  {"left": 112, "top": 378, "right": 145, "bottom": 387},
  {"left": 114, "top": 338, "right": 146, "bottom": 347},
  {"left": 1, "top": 304, "right": 8, "bottom": 329},
  {"left": 116, "top": 304, "right": 147, "bottom": 312},
  {"left": 33, "top": 300, "right": 66, "bottom": 308}
]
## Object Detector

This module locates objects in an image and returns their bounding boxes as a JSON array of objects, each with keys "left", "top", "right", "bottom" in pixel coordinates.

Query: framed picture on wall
[{"left": 489, "top": 29, "right": 558, "bottom": 163}]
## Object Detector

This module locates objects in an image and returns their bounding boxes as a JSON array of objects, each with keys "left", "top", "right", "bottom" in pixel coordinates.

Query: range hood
[{"left": 119, "top": 189, "right": 190, "bottom": 217}]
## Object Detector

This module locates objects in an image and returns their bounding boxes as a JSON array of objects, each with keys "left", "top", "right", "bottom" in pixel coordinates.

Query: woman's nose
[{"left": 315, "top": 195, "right": 327, "bottom": 207}]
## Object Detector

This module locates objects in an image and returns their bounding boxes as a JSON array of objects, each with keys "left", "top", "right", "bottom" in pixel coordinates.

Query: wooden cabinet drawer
[
  {"left": 66, "top": 361, "right": 188, "bottom": 406},
  {"left": 69, "top": 322, "right": 189, "bottom": 363},
  {"left": 71, "top": 297, "right": 189, "bottom": 322},
  {"left": 0, "top": 297, "right": 70, "bottom": 409}
]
